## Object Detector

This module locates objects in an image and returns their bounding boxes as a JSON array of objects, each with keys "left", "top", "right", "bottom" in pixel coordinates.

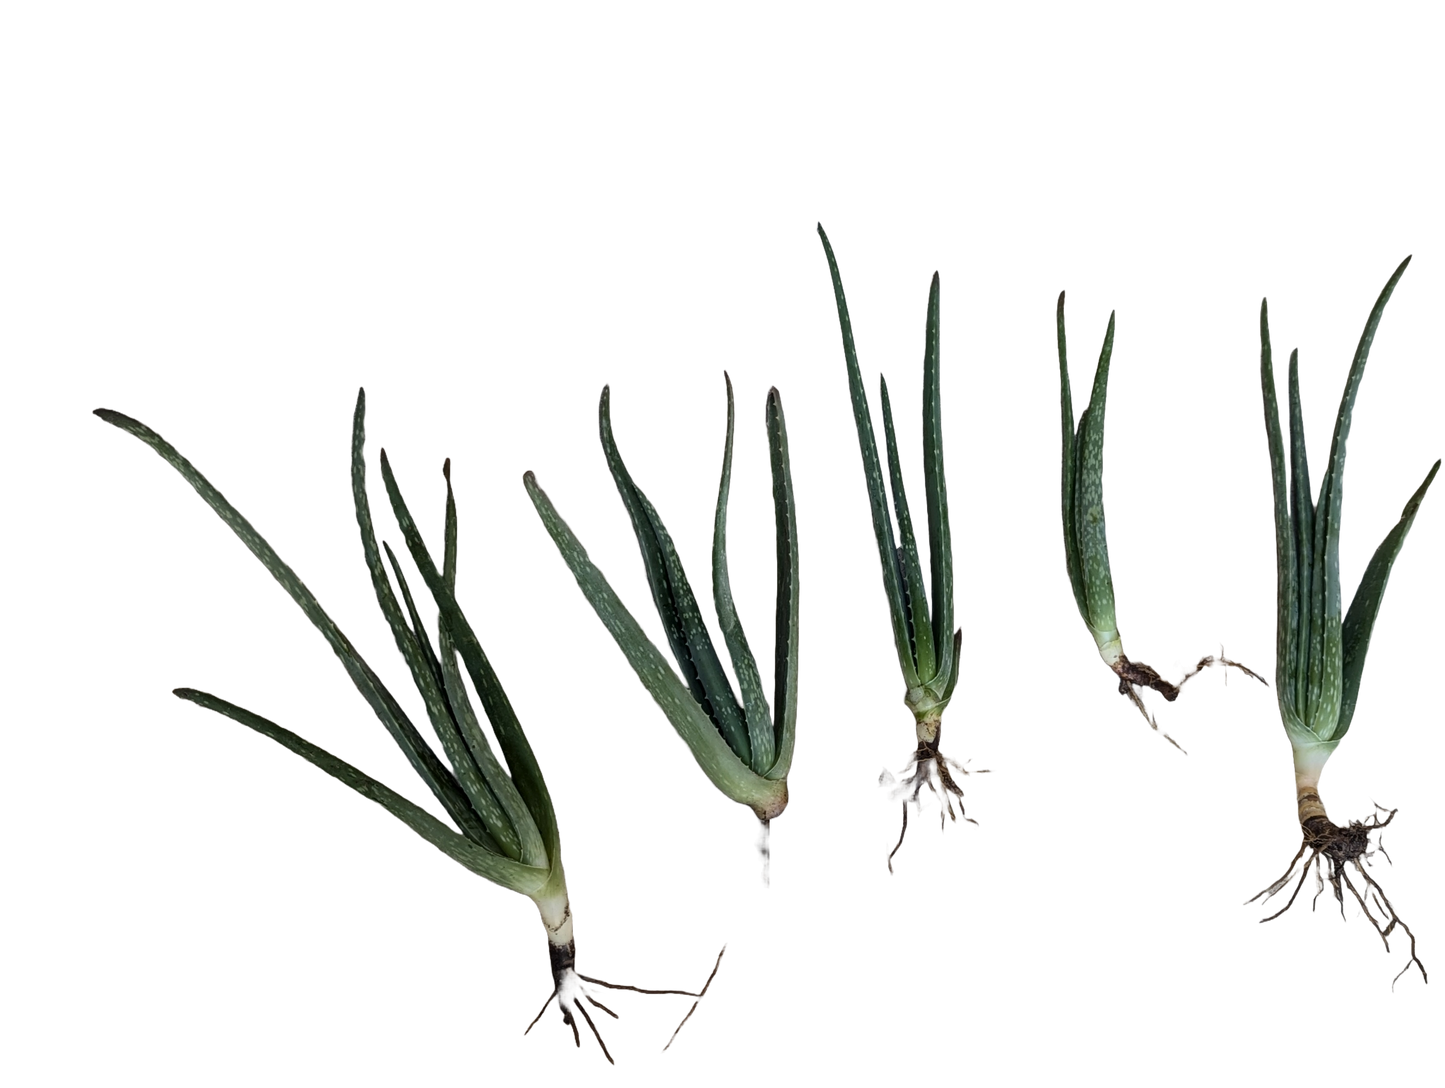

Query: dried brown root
[
  {"left": 1112, "top": 648, "right": 1266, "bottom": 751},
  {"left": 1249, "top": 805, "right": 1427, "bottom": 989},
  {"left": 879, "top": 727, "right": 988, "bottom": 874},
  {"left": 524, "top": 941, "right": 721, "bottom": 1063}
]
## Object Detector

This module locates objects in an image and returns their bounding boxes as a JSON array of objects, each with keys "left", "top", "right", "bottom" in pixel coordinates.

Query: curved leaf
[{"left": 173, "top": 688, "right": 552, "bottom": 895}]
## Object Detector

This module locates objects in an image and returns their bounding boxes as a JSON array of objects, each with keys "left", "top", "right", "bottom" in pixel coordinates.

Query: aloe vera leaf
[
  {"left": 711, "top": 374, "right": 775, "bottom": 773},
  {"left": 443, "top": 459, "right": 458, "bottom": 591},
  {"left": 920, "top": 271, "right": 953, "bottom": 680},
  {"left": 1334, "top": 459, "right": 1439, "bottom": 741},
  {"left": 372, "top": 436, "right": 546, "bottom": 872},
  {"left": 930, "top": 618, "right": 965, "bottom": 713},
  {"left": 383, "top": 541, "right": 446, "bottom": 695},
  {"left": 379, "top": 452, "right": 563, "bottom": 870},
  {"left": 1073, "top": 314, "right": 1118, "bottom": 638},
  {"left": 171, "top": 688, "right": 554, "bottom": 894},
  {"left": 1285, "top": 350, "right": 1315, "bottom": 722},
  {"left": 1057, "top": 292, "right": 1088, "bottom": 622},
  {"left": 599, "top": 389, "right": 749, "bottom": 759},
  {"left": 817, "top": 224, "right": 920, "bottom": 688},
  {"left": 879, "top": 374, "right": 935, "bottom": 680},
  {"left": 765, "top": 387, "right": 799, "bottom": 781},
  {"left": 350, "top": 393, "right": 519, "bottom": 856},
  {"left": 1305, "top": 257, "right": 1412, "bottom": 737},
  {"left": 1259, "top": 301, "right": 1301, "bottom": 730},
  {"left": 93, "top": 407, "right": 487, "bottom": 843},
  {"left": 525, "top": 471, "right": 780, "bottom": 812},
  {"left": 427, "top": 447, "right": 546, "bottom": 866}
]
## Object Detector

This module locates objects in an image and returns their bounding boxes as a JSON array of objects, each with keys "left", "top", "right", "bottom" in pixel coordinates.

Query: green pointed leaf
[
  {"left": 765, "top": 387, "right": 800, "bottom": 781},
  {"left": 712, "top": 374, "right": 775, "bottom": 774},
  {"left": 920, "top": 272, "right": 953, "bottom": 681},
  {"left": 525, "top": 470, "right": 786, "bottom": 816},
  {"left": 1260, "top": 301, "right": 1303, "bottom": 734},
  {"left": 379, "top": 452, "right": 564, "bottom": 873},
  {"left": 172, "top": 688, "right": 553, "bottom": 895},
  {"left": 1304, "top": 256, "right": 1412, "bottom": 738},
  {"left": 599, "top": 388, "right": 749, "bottom": 759},
  {"left": 372, "top": 436, "right": 546, "bottom": 872},
  {"left": 941, "top": 628, "right": 963, "bottom": 704},
  {"left": 1334, "top": 459, "right": 1438, "bottom": 741},
  {"left": 93, "top": 406, "right": 484, "bottom": 842},
  {"left": 1057, "top": 291, "right": 1088, "bottom": 622},
  {"left": 817, "top": 224, "right": 919, "bottom": 688},
  {"left": 879, "top": 374, "right": 935, "bottom": 681},
  {"left": 1285, "top": 350, "right": 1315, "bottom": 723},
  {"left": 443, "top": 458, "right": 458, "bottom": 591},
  {"left": 350, "top": 392, "right": 515, "bottom": 855},
  {"left": 1072, "top": 314, "right": 1119, "bottom": 641},
  {"left": 383, "top": 540, "right": 446, "bottom": 695}
]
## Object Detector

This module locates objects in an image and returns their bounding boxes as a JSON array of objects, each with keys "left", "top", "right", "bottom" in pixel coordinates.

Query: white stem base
[{"left": 535, "top": 891, "right": 573, "bottom": 950}]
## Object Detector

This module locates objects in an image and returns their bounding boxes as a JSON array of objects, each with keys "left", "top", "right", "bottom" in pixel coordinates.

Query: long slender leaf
[
  {"left": 599, "top": 388, "right": 748, "bottom": 756},
  {"left": 920, "top": 272, "right": 952, "bottom": 679},
  {"left": 1057, "top": 292, "right": 1088, "bottom": 622},
  {"left": 172, "top": 688, "right": 553, "bottom": 894},
  {"left": 1073, "top": 314, "right": 1118, "bottom": 639},
  {"left": 93, "top": 407, "right": 485, "bottom": 842},
  {"left": 372, "top": 436, "right": 546, "bottom": 872},
  {"left": 765, "top": 387, "right": 800, "bottom": 781},
  {"left": 879, "top": 374, "right": 935, "bottom": 679},
  {"left": 1285, "top": 350, "right": 1315, "bottom": 722},
  {"left": 350, "top": 392, "right": 515, "bottom": 855},
  {"left": 524, "top": 471, "right": 784, "bottom": 814},
  {"left": 1305, "top": 256, "right": 1412, "bottom": 737},
  {"left": 1259, "top": 300, "right": 1300, "bottom": 728},
  {"left": 379, "top": 452, "right": 564, "bottom": 872},
  {"left": 711, "top": 374, "right": 775, "bottom": 774},
  {"left": 817, "top": 224, "right": 919, "bottom": 687},
  {"left": 1334, "top": 459, "right": 1438, "bottom": 741},
  {"left": 384, "top": 541, "right": 446, "bottom": 696}
]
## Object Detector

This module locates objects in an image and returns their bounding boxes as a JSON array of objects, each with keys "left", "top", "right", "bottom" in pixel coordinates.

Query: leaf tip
[{"left": 442, "top": 457, "right": 451, "bottom": 482}]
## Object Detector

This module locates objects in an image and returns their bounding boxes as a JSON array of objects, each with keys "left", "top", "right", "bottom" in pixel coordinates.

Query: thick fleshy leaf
[
  {"left": 920, "top": 272, "right": 953, "bottom": 680},
  {"left": 1072, "top": 314, "right": 1119, "bottom": 639},
  {"left": 1284, "top": 351, "right": 1315, "bottom": 723},
  {"left": 711, "top": 374, "right": 776, "bottom": 774},
  {"left": 1334, "top": 459, "right": 1438, "bottom": 741},
  {"left": 765, "top": 388, "right": 800, "bottom": 781},
  {"left": 172, "top": 688, "right": 552, "bottom": 895},
  {"left": 1258, "top": 301, "right": 1301, "bottom": 731},
  {"left": 1303, "top": 256, "right": 1412, "bottom": 738},
  {"left": 1057, "top": 292, "right": 1087, "bottom": 622},
  {"left": 93, "top": 407, "right": 485, "bottom": 842},
  {"left": 372, "top": 436, "right": 546, "bottom": 872},
  {"left": 817, "top": 224, "right": 919, "bottom": 688},
  {"left": 525, "top": 470, "right": 786, "bottom": 816},
  {"left": 599, "top": 388, "right": 750, "bottom": 761},
  {"left": 879, "top": 374, "right": 935, "bottom": 679},
  {"left": 350, "top": 392, "right": 519, "bottom": 857}
]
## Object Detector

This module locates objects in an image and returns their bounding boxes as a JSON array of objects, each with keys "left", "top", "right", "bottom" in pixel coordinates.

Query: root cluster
[
  {"left": 880, "top": 730, "right": 988, "bottom": 873},
  {"left": 526, "top": 944, "right": 726, "bottom": 1062},
  {"left": 1113, "top": 650, "right": 1266, "bottom": 751},
  {"left": 1250, "top": 806, "right": 1427, "bottom": 988}
]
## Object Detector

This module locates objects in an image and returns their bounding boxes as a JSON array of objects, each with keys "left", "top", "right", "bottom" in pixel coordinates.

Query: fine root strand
[
  {"left": 883, "top": 734, "right": 985, "bottom": 872},
  {"left": 663, "top": 945, "right": 727, "bottom": 1052}
]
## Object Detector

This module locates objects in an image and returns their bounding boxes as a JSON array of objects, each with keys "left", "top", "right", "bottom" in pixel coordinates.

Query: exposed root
[
  {"left": 1249, "top": 805, "right": 1427, "bottom": 989},
  {"left": 525, "top": 940, "right": 727, "bottom": 1062},
  {"left": 758, "top": 817, "right": 771, "bottom": 888},
  {"left": 1112, "top": 647, "right": 1265, "bottom": 751},
  {"left": 879, "top": 727, "right": 988, "bottom": 873}
]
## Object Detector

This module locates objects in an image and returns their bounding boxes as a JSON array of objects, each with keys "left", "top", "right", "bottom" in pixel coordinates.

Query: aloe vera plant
[
  {"left": 816, "top": 225, "right": 974, "bottom": 870},
  {"left": 525, "top": 376, "right": 798, "bottom": 849},
  {"left": 1057, "top": 292, "right": 1264, "bottom": 743},
  {"left": 95, "top": 391, "right": 701, "bottom": 1060},
  {"left": 1252, "top": 257, "right": 1437, "bottom": 986}
]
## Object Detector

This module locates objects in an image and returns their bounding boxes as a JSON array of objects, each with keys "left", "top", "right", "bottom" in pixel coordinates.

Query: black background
[{"left": 82, "top": 178, "right": 1445, "bottom": 1069}]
